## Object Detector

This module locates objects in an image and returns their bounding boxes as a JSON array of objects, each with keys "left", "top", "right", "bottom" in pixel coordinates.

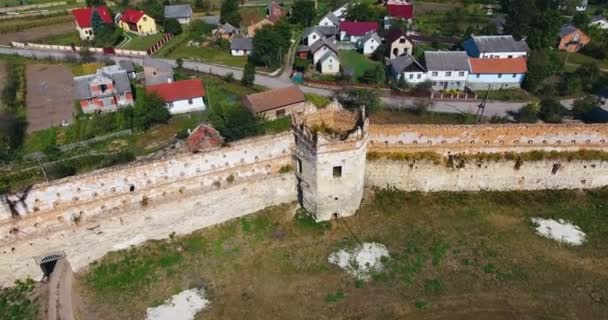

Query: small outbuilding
[
  {"left": 242, "top": 86, "right": 307, "bottom": 120},
  {"left": 230, "top": 37, "right": 253, "bottom": 56},
  {"left": 164, "top": 4, "right": 193, "bottom": 24}
]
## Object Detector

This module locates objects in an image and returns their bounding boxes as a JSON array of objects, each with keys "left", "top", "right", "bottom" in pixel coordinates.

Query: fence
[
  {"left": 147, "top": 33, "right": 173, "bottom": 55},
  {"left": 11, "top": 42, "right": 149, "bottom": 57},
  {"left": 0, "top": 1, "right": 68, "bottom": 13}
]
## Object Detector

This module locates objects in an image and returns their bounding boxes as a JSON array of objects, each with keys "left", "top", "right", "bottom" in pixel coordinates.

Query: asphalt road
[{"left": 0, "top": 46, "right": 572, "bottom": 117}]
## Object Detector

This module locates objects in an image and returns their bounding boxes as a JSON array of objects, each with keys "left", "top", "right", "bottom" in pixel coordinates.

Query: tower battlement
[{"left": 291, "top": 100, "right": 369, "bottom": 221}]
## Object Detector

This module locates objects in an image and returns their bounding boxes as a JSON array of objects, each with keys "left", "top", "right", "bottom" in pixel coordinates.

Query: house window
[
  {"left": 476, "top": 74, "right": 480, "bottom": 78},
  {"left": 498, "top": 74, "right": 502, "bottom": 78},
  {"left": 445, "top": 72, "right": 452, "bottom": 77},
  {"left": 312, "top": 35, "right": 317, "bottom": 40},
  {"left": 399, "top": 38, "right": 406, "bottom": 43},
  {"left": 409, "top": 74, "right": 413, "bottom": 79},
  {"left": 332, "top": 166, "right": 342, "bottom": 178},
  {"left": 508, "top": 55, "right": 513, "bottom": 58},
  {"left": 458, "top": 71, "right": 465, "bottom": 77},
  {"left": 512, "top": 73, "right": 517, "bottom": 78},
  {"left": 276, "top": 109, "right": 286, "bottom": 117},
  {"left": 432, "top": 72, "right": 438, "bottom": 76},
  {"left": 456, "top": 82, "right": 461, "bottom": 86},
  {"left": 168, "top": 102, "right": 173, "bottom": 108},
  {"left": 417, "top": 74, "right": 421, "bottom": 79},
  {"left": 188, "top": 99, "right": 193, "bottom": 104},
  {"left": 328, "top": 64, "right": 333, "bottom": 70},
  {"left": 143, "top": 17, "right": 147, "bottom": 21}
]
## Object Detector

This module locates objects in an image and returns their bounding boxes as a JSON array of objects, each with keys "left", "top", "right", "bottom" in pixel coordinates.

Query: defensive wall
[{"left": 3, "top": 123, "right": 608, "bottom": 284}]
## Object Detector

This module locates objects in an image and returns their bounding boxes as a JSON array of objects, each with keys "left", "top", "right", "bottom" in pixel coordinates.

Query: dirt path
[{"left": 0, "top": 22, "right": 74, "bottom": 45}]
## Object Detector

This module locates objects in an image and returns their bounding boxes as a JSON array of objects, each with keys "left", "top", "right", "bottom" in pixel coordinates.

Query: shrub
[
  {"left": 176, "top": 128, "right": 189, "bottom": 139},
  {"left": 226, "top": 174, "right": 235, "bottom": 183},
  {"left": 539, "top": 98, "right": 566, "bottom": 123},
  {"left": 514, "top": 103, "right": 540, "bottom": 123},
  {"left": 304, "top": 93, "right": 330, "bottom": 108},
  {"left": 279, "top": 165, "right": 293, "bottom": 173}
]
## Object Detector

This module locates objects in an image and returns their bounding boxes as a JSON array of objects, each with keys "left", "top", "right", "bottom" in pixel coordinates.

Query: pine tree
[
  {"left": 220, "top": 0, "right": 241, "bottom": 26},
  {"left": 241, "top": 62, "right": 256, "bottom": 86},
  {"left": 91, "top": 10, "right": 104, "bottom": 36}
]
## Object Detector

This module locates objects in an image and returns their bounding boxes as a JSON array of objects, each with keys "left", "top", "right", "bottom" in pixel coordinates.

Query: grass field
[
  {"left": 79, "top": 188, "right": 608, "bottom": 319},
  {"left": 558, "top": 51, "right": 608, "bottom": 70},
  {"left": 167, "top": 44, "right": 248, "bottom": 68},
  {"left": 121, "top": 33, "right": 166, "bottom": 51},
  {"left": 338, "top": 50, "right": 381, "bottom": 81}
]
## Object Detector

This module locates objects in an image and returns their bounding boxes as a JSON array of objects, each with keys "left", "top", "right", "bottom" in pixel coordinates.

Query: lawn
[
  {"left": 79, "top": 188, "right": 608, "bottom": 319},
  {"left": 167, "top": 44, "right": 247, "bottom": 68},
  {"left": 338, "top": 50, "right": 381, "bottom": 81},
  {"left": 557, "top": 51, "right": 608, "bottom": 70},
  {"left": 121, "top": 33, "right": 166, "bottom": 51}
]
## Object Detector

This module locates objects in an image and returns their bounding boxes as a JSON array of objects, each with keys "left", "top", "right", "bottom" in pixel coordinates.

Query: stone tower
[{"left": 291, "top": 100, "right": 369, "bottom": 221}]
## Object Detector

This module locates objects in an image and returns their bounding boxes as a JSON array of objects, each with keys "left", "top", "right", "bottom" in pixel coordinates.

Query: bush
[
  {"left": 514, "top": 103, "right": 540, "bottom": 123},
  {"left": 572, "top": 95, "right": 603, "bottom": 121},
  {"left": 48, "top": 162, "right": 77, "bottom": 179},
  {"left": 0, "top": 278, "right": 38, "bottom": 320},
  {"left": 134, "top": 92, "right": 171, "bottom": 130},
  {"left": 223, "top": 72, "right": 235, "bottom": 83},
  {"left": 304, "top": 93, "right": 330, "bottom": 108},
  {"left": 539, "top": 98, "right": 566, "bottom": 123},
  {"left": 293, "top": 57, "right": 310, "bottom": 72},
  {"left": 336, "top": 88, "right": 381, "bottom": 114},
  {"left": 412, "top": 81, "right": 433, "bottom": 96},
  {"left": 176, "top": 128, "right": 189, "bottom": 139},
  {"left": 164, "top": 18, "right": 183, "bottom": 35}
]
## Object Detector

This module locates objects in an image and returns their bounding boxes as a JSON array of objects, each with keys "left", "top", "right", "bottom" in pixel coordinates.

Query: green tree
[
  {"left": 359, "top": 64, "right": 385, "bottom": 84},
  {"left": 539, "top": 98, "right": 566, "bottom": 123},
  {"left": 91, "top": 10, "right": 104, "bottom": 36},
  {"left": 220, "top": 0, "right": 241, "bottom": 26},
  {"left": 526, "top": 10, "right": 561, "bottom": 49},
  {"left": 574, "top": 62, "right": 601, "bottom": 91},
  {"left": 336, "top": 88, "right": 381, "bottom": 114},
  {"left": 134, "top": 92, "right": 171, "bottom": 130},
  {"left": 207, "top": 101, "right": 262, "bottom": 141},
  {"left": 252, "top": 25, "right": 288, "bottom": 68},
  {"left": 500, "top": 0, "right": 561, "bottom": 49},
  {"left": 241, "top": 62, "right": 256, "bottom": 86},
  {"left": 194, "top": 0, "right": 204, "bottom": 10},
  {"left": 142, "top": 0, "right": 164, "bottom": 23},
  {"left": 164, "top": 18, "right": 183, "bottom": 35},
  {"left": 176, "top": 58, "right": 184, "bottom": 68},
  {"left": 572, "top": 95, "right": 602, "bottom": 121},
  {"left": 346, "top": 3, "right": 385, "bottom": 21},
  {"left": 289, "top": 0, "right": 316, "bottom": 26},
  {"left": 572, "top": 12, "right": 591, "bottom": 29},
  {"left": 86, "top": 0, "right": 105, "bottom": 6},
  {"left": 523, "top": 49, "right": 561, "bottom": 92},
  {"left": 558, "top": 74, "right": 583, "bottom": 96},
  {"left": 514, "top": 102, "right": 540, "bottom": 123}
]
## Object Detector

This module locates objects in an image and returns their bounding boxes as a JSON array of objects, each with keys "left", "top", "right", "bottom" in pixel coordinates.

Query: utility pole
[
  {"left": 475, "top": 84, "right": 490, "bottom": 122},
  {"left": 36, "top": 155, "right": 49, "bottom": 182}
]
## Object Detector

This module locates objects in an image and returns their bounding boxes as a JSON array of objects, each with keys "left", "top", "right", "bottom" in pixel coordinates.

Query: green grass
[
  {"left": 338, "top": 50, "right": 381, "bottom": 81},
  {"left": 80, "top": 188, "right": 608, "bottom": 319},
  {"left": 0, "top": 278, "right": 38, "bottom": 320},
  {"left": 121, "top": 33, "right": 167, "bottom": 51},
  {"left": 167, "top": 44, "right": 247, "bottom": 68},
  {"left": 558, "top": 51, "right": 608, "bottom": 70},
  {"left": 34, "top": 31, "right": 82, "bottom": 46}
]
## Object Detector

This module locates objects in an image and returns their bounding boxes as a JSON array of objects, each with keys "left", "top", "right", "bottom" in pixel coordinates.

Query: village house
[
  {"left": 242, "top": 86, "right": 307, "bottom": 120},
  {"left": 146, "top": 79, "right": 206, "bottom": 114},
  {"left": 424, "top": 51, "right": 470, "bottom": 91},
  {"left": 318, "top": 51, "right": 341, "bottom": 75},
  {"left": 143, "top": 57, "right": 174, "bottom": 86},
  {"left": 118, "top": 8, "right": 157, "bottom": 36},
  {"left": 164, "top": 4, "right": 193, "bottom": 24},
  {"left": 466, "top": 57, "right": 527, "bottom": 90},
  {"left": 557, "top": 25, "right": 590, "bottom": 52},
  {"left": 389, "top": 54, "right": 426, "bottom": 84},
  {"left": 339, "top": 21, "right": 379, "bottom": 43},
  {"left": 71, "top": 6, "right": 113, "bottom": 40},
  {"left": 332, "top": 4, "right": 348, "bottom": 20},
  {"left": 590, "top": 16, "right": 608, "bottom": 30},
  {"left": 213, "top": 23, "right": 239, "bottom": 39},
  {"left": 302, "top": 26, "right": 339, "bottom": 47},
  {"left": 266, "top": 1, "right": 284, "bottom": 19},
  {"left": 73, "top": 65, "right": 133, "bottom": 114},
  {"left": 311, "top": 37, "right": 338, "bottom": 65},
  {"left": 319, "top": 12, "right": 340, "bottom": 27},
  {"left": 118, "top": 60, "right": 136, "bottom": 79},
  {"left": 247, "top": 0, "right": 285, "bottom": 36},
  {"left": 385, "top": 28, "right": 413, "bottom": 59},
  {"left": 385, "top": 0, "right": 414, "bottom": 22},
  {"left": 462, "top": 35, "right": 529, "bottom": 59},
  {"left": 357, "top": 32, "right": 382, "bottom": 56},
  {"left": 230, "top": 37, "right": 253, "bottom": 56}
]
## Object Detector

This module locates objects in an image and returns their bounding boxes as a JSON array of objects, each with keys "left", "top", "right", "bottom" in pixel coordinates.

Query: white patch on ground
[
  {"left": 146, "top": 288, "right": 210, "bottom": 320},
  {"left": 531, "top": 218, "right": 586, "bottom": 246},
  {"left": 112, "top": 234, "right": 147, "bottom": 251},
  {"left": 328, "top": 242, "right": 389, "bottom": 280}
]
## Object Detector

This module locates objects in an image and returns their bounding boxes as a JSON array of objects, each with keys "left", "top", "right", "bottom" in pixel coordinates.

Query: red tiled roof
[
  {"left": 242, "top": 86, "right": 305, "bottom": 113},
  {"left": 386, "top": 3, "right": 414, "bottom": 20},
  {"left": 469, "top": 57, "right": 528, "bottom": 74},
  {"left": 71, "top": 6, "right": 112, "bottom": 28},
  {"left": 187, "top": 124, "right": 224, "bottom": 153},
  {"left": 146, "top": 79, "right": 206, "bottom": 102},
  {"left": 339, "top": 21, "right": 379, "bottom": 36},
  {"left": 120, "top": 8, "right": 145, "bottom": 24}
]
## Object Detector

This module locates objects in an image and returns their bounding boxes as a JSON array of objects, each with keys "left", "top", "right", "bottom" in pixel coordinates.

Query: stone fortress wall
[{"left": 3, "top": 122, "right": 608, "bottom": 284}]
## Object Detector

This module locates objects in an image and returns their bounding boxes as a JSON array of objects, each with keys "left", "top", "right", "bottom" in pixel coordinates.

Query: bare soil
[
  {"left": 0, "top": 22, "right": 74, "bottom": 45},
  {"left": 26, "top": 63, "right": 75, "bottom": 132}
]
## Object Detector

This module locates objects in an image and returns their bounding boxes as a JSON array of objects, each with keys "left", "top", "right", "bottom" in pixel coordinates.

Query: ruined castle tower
[{"left": 291, "top": 100, "right": 369, "bottom": 221}]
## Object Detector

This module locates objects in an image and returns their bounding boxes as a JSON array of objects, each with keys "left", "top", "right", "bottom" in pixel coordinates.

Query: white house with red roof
[
  {"left": 339, "top": 21, "right": 379, "bottom": 43},
  {"left": 117, "top": 8, "right": 158, "bottom": 36},
  {"left": 71, "top": 6, "right": 113, "bottom": 40},
  {"left": 146, "top": 79, "right": 206, "bottom": 114}
]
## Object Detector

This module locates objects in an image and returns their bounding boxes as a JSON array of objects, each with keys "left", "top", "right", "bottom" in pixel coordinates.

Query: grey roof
[
  {"left": 559, "top": 24, "right": 579, "bottom": 37},
  {"left": 424, "top": 51, "right": 470, "bottom": 71},
  {"left": 164, "top": 4, "right": 192, "bottom": 19},
  {"left": 297, "top": 44, "right": 310, "bottom": 52},
  {"left": 310, "top": 36, "right": 338, "bottom": 54},
  {"left": 357, "top": 32, "right": 382, "bottom": 45},
  {"left": 143, "top": 57, "right": 174, "bottom": 86},
  {"left": 319, "top": 50, "right": 339, "bottom": 64},
  {"left": 201, "top": 16, "right": 220, "bottom": 25},
  {"left": 118, "top": 60, "right": 135, "bottom": 73},
  {"left": 320, "top": 12, "right": 340, "bottom": 26},
  {"left": 74, "top": 65, "right": 131, "bottom": 100},
  {"left": 217, "top": 22, "right": 238, "bottom": 34},
  {"left": 471, "top": 35, "right": 529, "bottom": 53},
  {"left": 230, "top": 37, "right": 253, "bottom": 50},
  {"left": 302, "top": 26, "right": 338, "bottom": 39},
  {"left": 390, "top": 55, "right": 425, "bottom": 74}
]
